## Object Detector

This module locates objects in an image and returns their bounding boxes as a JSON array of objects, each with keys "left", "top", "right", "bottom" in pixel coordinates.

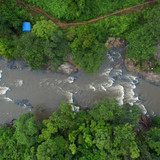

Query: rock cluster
[
  {"left": 105, "top": 37, "right": 126, "bottom": 49},
  {"left": 124, "top": 43, "right": 160, "bottom": 85},
  {"left": 58, "top": 62, "right": 77, "bottom": 74},
  {"left": 6, "top": 60, "right": 29, "bottom": 70},
  {"left": 58, "top": 54, "right": 81, "bottom": 74},
  {"left": 125, "top": 58, "right": 160, "bottom": 85}
]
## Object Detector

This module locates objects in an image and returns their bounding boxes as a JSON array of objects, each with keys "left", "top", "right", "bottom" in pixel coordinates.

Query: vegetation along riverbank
[
  {"left": 0, "top": 0, "right": 160, "bottom": 159},
  {"left": 0, "top": 0, "right": 160, "bottom": 73},
  {"left": 0, "top": 98, "right": 160, "bottom": 159}
]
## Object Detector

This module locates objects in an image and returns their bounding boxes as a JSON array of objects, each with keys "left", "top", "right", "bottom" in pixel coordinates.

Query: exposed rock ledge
[
  {"left": 124, "top": 43, "right": 160, "bottom": 85},
  {"left": 125, "top": 58, "right": 160, "bottom": 85},
  {"left": 58, "top": 62, "right": 78, "bottom": 74},
  {"left": 58, "top": 54, "right": 81, "bottom": 75},
  {"left": 106, "top": 37, "right": 127, "bottom": 49},
  {"left": 105, "top": 37, "right": 160, "bottom": 85}
]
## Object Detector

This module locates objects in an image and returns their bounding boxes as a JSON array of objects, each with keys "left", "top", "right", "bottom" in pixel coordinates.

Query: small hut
[{"left": 22, "top": 22, "right": 31, "bottom": 31}]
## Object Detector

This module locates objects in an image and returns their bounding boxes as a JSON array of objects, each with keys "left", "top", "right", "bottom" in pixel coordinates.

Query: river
[{"left": 0, "top": 47, "right": 160, "bottom": 124}]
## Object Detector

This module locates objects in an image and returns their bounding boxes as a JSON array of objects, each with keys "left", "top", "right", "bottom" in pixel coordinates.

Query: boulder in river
[
  {"left": 6, "top": 60, "right": 29, "bottom": 70},
  {"left": 13, "top": 99, "right": 33, "bottom": 110},
  {"left": 106, "top": 37, "right": 126, "bottom": 50},
  {"left": 58, "top": 62, "right": 77, "bottom": 74}
]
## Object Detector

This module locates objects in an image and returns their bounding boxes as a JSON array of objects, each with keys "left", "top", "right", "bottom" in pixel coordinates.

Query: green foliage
[
  {"left": 0, "top": 38, "right": 14, "bottom": 59},
  {"left": 1, "top": 0, "right": 159, "bottom": 73},
  {"left": 1, "top": 0, "right": 160, "bottom": 158},
  {"left": 39, "top": 102, "right": 75, "bottom": 141},
  {"left": 23, "top": 0, "right": 146, "bottom": 21},
  {"left": 69, "top": 143, "right": 77, "bottom": 155},
  {"left": 0, "top": 125, "right": 37, "bottom": 160},
  {"left": 112, "top": 124, "right": 140, "bottom": 159},
  {"left": 0, "top": 0, "right": 33, "bottom": 36},
  {"left": 0, "top": 126, "right": 16, "bottom": 159},
  {"left": 36, "top": 136, "right": 67, "bottom": 160},
  {"left": 32, "top": 20, "right": 57, "bottom": 39},
  {"left": 38, "top": 98, "right": 141, "bottom": 159},
  {"left": 126, "top": 25, "right": 157, "bottom": 62},
  {"left": 0, "top": 98, "right": 160, "bottom": 159},
  {"left": 67, "top": 24, "right": 107, "bottom": 72},
  {"left": 126, "top": 5, "right": 160, "bottom": 71},
  {"left": 0, "top": 1, "right": 70, "bottom": 71},
  {"left": 14, "top": 112, "right": 41, "bottom": 147},
  {"left": 138, "top": 115, "right": 160, "bottom": 160},
  {"left": 43, "top": 30, "right": 70, "bottom": 70},
  {"left": 144, "top": 127, "right": 160, "bottom": 159},
  {"left": 142, "top": 115, "right": 160, "bottom": 159},
  {"left": 88, "top": 98, "right": 123, "bottom": 122},
  {"left": 88, "top": 99, "right": 141, "bottom": 127},
  {"left": 153, "top": 116, "right": 160, "bottom": 128},
  {"left": 121, "top": 103, "right": 141, "bottom": 127},
  {"left": 13, "top": 32, "right": 48, "bottom": 69},
  {"left": 12, "top": 30, "right": 69, "bottom": 70},
  {"left": 92, "top": 13, "right": 141, "bottom": 43}
]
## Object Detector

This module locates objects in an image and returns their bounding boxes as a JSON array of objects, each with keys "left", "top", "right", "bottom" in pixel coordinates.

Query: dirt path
[{"left": 16, "top": 0, "right": 158, "bottom": 29}]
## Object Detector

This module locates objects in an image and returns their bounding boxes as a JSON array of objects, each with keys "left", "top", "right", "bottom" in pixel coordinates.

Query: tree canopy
[
  {"left": 23, "top": 0, "right": 146, "bottom": 21},
  {"left": 67, "top": 24, "right": 107, "bottom": 73},
  {"left": 0, "top": 98, "right": 159, "bottom": 159}
]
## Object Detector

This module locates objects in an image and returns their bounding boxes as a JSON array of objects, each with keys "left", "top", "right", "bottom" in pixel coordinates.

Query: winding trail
[{"left": 16, "top": 0, "right": 158, "bottom": 29}]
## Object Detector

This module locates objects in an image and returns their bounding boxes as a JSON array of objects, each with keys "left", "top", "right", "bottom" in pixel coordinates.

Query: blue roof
[{"left": 22, "top": 22, "right": 31, "bottom": 31}]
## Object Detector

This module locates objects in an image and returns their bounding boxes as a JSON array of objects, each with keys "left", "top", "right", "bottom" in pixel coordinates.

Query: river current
[{"left": 0, "top": 48, "right": 160, "bottom": 124}]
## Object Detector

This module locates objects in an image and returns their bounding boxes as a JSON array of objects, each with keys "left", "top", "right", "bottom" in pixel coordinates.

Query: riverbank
[
  {"left": 105, "top": 37, "right": 160, "bottom": 86},
  {"left": 1, "top": 44, "right": 160, "bottom": 125},
  {"left": 1, "top": 98, "right": 159, "bottom": 160},
  {"left": 124, "top": 43, "right": 160, "bottom": 86},
  {"left": 125, "top": 58, "right": 160, "bottom": 86}
]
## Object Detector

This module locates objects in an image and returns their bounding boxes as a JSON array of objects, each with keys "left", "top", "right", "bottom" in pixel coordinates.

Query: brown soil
[{"left": 16, "top": 0, "right": 158, "bottom": 29}]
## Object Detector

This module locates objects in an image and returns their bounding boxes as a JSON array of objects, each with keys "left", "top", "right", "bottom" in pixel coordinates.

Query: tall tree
[{"left": 14, "top": 112, "right": 41, "bottom": 147}]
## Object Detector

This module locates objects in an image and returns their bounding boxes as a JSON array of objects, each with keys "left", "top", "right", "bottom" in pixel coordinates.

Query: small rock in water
[
  {"left": 71, "top": 104, "right": 80, "bottom": 113},
  {"left": 0, "top": 87, "right": 9, "bottom": 95},
  {"left": 14, "top": 80, "right": 23, "bottom": 87},
  {"left": 7, "top": 60, "right": 29, "bottom": 70},
  {"left": 14, "top": 99, "right": 33, "bottom": 109}
]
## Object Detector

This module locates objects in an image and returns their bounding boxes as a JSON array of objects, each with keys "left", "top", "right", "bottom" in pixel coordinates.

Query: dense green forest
[
  {"left": 1, "top": 1, "right": 160, "bottom": 159},
  {"left": 0, "top": 0, "right": 160, "bottom": 72},
  {"left": 23, "top": 0, "right": 147, "bottom": 21},
  {"left": 0, "top": 98, "right": 160, "bottom": 159}
]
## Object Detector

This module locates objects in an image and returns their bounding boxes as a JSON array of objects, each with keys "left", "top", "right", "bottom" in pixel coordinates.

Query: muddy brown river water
[{"left": 0, "top": 48, "right": 160, "bottom": 124}]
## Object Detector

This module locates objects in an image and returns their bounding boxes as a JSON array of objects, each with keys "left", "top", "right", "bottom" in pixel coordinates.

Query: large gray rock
[{"left": 58, "top": 62, "right": 77, "bottom": 74}]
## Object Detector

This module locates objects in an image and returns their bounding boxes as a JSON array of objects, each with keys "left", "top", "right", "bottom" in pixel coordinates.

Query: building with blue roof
[{"left": 22, "top": 22, "right": 31, "bottom": 31}]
